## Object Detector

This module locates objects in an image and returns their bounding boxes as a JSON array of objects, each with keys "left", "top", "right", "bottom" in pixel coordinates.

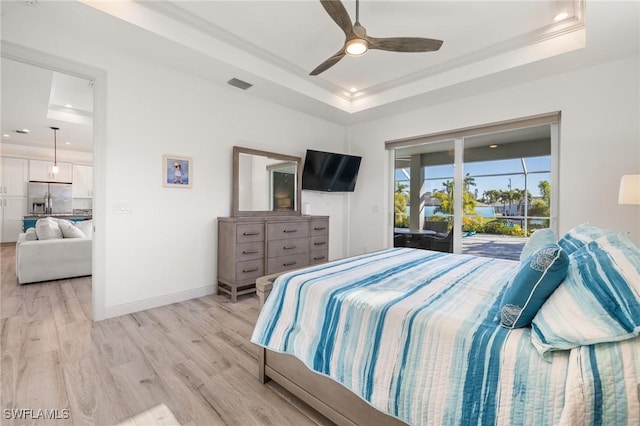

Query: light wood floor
[{"left": 0, "top": 245, "right": 333, "bottom": 426}]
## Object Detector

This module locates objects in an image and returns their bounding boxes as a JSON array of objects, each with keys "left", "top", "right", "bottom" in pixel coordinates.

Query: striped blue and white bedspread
[{"left": 251, "top": 248, "right": 640, "bottom": 425}]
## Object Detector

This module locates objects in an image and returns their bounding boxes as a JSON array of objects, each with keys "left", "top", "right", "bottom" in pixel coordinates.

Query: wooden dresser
[{"left": 217, "top": 215, "right": 329, "bottom": 302}]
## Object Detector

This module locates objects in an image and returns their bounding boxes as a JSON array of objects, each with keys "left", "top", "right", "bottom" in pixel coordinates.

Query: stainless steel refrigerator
[{"left": 28, "top": 182, "right": 73, "bottom": 215}]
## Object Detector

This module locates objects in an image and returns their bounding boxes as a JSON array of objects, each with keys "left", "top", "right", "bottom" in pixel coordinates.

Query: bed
[{"left": 251, "top": 228, "right": 640, "bottom": 425}]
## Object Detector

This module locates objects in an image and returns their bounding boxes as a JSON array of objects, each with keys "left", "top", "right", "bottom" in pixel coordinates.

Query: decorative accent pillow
[
  {"left": 557, "top": 223, "right": 612, "bottom": 255},
  {"left": 35, "top": 217, "right": 62, "bottom": 240},
  {"left": 75, "top": 220, "right": 92, "bottom": 239},
  {"left": 499, "top": 244, "right": 569, "bottom": 329},
  {"left": 531, "top": 233, "right": 640, "bottom": 359},
  {"left": 520, "top": 228, "right": 557, "bottom": 261},
  {"left": 24, "top": 227, "right": 38, "bottom": 241},
  {"left": 55, "top": 218, "right": 86, "bottom": 238}
]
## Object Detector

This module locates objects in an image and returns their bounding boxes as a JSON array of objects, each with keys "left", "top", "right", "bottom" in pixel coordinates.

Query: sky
[{"left": 396, "top": 156, "right": 551, "bottom": 199}]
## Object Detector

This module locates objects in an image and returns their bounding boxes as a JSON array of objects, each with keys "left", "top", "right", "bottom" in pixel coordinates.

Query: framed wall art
[{"left": 163, "top": 155, "right": 192, "bottom": 188}]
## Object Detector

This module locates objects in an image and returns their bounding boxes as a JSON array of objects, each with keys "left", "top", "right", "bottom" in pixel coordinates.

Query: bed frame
[{"left": 256, "top": 274, "right": 407, "bottom": 426}]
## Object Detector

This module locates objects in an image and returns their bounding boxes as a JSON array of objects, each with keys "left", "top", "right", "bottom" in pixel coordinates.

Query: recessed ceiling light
[
  {"left": 65, "top": 142, "right": 71, "bottom": 145},
  {"left": 554, "top": 12, "right": 569, "bottom": 22},
  {"left": 350, "top": 87, "right": 358, "bottom": 93},
  {"left": 2, "top": 134, "right": 10, "bottom": 138},
  {"left": 64, "top": 103, "right": 73, "bottom": 108},
  {"left": 489, "top": 144, "right": 498, "bottom": 149}
]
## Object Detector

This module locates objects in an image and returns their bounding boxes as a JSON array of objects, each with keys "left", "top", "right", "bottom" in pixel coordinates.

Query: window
[{"left": 388, "top": 113, "right": 559, "bottom": 260}]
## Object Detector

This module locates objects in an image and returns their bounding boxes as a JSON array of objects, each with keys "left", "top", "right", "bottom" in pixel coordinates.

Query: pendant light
[{"left": 50, "top": 126, "right": 59, "bottom": 174}]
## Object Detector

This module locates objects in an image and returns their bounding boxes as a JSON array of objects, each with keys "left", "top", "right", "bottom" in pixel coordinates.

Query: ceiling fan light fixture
[{"left": 345, "top": 38, "right": 368, "bottom": 56}]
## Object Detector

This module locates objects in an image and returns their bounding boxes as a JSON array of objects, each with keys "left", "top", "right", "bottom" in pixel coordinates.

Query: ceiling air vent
[{"left": 227, "top": 78, "right": 253, "bottom": 91}]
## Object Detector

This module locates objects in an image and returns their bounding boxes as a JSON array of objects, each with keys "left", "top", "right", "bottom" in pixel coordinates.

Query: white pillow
[
  {"left": 24, "top": 227, "right": 38, "bottom": 241},
  {"left": 75, "top": 219, "right": 93, "bottom": 239},
  {"left": 520, "top": 228, "right": 557, "bottom": 261},
  {"left": 56, "top": 219, "right": 86, "bottom": 238},
  {"left": 35, "top": 217, "right": 63, "bottom": 240}
]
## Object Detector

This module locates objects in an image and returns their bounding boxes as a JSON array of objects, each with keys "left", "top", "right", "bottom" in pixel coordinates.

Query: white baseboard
[{"left": 98, "top": 284, "right": 216, "bottom": 320}]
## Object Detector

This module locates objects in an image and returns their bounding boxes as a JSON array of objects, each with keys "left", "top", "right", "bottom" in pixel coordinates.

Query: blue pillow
[
  {"left": 500, "top": 244, "right": 569, "bottom": 329},
  {"left": 531, "top": 233, "right": 640, "bottom": 359},
  {"left": 520, "top": 228, "right": 557, "bottom": 261},
  {"left": 557, "top": 223, "right": 612, "bottom": 255}
]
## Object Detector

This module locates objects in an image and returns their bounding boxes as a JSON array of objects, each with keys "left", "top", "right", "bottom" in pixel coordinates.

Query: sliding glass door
[{"left": 389, "top": 114, "right": 558, "bottom": 260}]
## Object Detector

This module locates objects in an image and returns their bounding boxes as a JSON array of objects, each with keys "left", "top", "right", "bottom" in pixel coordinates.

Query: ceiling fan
[{"left": 310, "top": 0, "right": 443, "bottom": 76}]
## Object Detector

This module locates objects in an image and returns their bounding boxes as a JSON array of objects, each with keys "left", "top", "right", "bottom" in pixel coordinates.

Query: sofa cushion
[
  {"left": 35, "top": 217, "right": 62, "bottom": 240},
  {"left": 24, "top": 227, "right": 38, "bottom": 241},
  {"left": 56, "top": 219, "right": 86, "bottom": 238},
  {"left": 75, "top": 220, "right": 93, "bottom": 239}
]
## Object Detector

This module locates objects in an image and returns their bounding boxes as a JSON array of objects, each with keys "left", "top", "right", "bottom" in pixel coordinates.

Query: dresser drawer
[
  {"left": 236, "top": 241, "right": 264, "bottom": 262},
  {"left": 310, "top": 219, "right": 329, "bottom": 236},
  {"left": 236, "top": 259, "right": 264, "bottom": 281},
  {"left": 268, "top": 237, "right": 309, "bottom": 258},
  {"left": 310, "top": 249, "right": 328, "bottom": 265},
  {"left": 268, "top": 222, "right": 309, "bottom": 240},
  {"left": 267, "top": 253, "right": 309, "bottom": 274},
  {"left": 310, "top": 235, "right": 328, "bottom": 251},
  {"left": 236, "top": 223, "right": 265, "bottom": 243}
]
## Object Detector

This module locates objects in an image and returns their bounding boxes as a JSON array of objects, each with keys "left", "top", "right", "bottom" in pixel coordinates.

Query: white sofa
[{"left": 16, "top": 219, "right": 92, "bottom": 284}]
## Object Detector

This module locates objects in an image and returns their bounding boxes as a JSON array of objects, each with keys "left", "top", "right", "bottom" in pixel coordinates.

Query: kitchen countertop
[{"left": 24, "top": 214, "right": 92, "bottom": 219}]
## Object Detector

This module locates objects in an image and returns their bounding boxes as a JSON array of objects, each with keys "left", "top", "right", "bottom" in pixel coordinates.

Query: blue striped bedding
[{"left": 251, "top": 248, "right": 640, "bottom": 425}]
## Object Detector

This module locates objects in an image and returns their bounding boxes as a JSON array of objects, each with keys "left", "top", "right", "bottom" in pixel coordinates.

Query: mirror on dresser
[
  {"left": 220, "top": 146, "right": 329, "bottom": 302},
  {"left": 232, "top": 146, "right": 302, "bottom": 217}
]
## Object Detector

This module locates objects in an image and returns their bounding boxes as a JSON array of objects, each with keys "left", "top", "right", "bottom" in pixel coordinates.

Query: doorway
[{"left": 1, "top": 44, "right": 106, "bottom": 320}]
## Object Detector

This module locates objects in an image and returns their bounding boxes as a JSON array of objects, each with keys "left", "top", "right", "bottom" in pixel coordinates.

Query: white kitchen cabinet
[
  {"left": 29, "top": 159, "right": 73, "bottom": 183},
  {"left": 1, "top": 157, "right": 28, "bottom": 196},
  {"left": 0, "top": 157, "right": 29, "bottom": 242},
  {"left": 0, "top": 197, "right": 27, "bottom": 243},
  {"left": 72, "top": 164, "right": 93, "bottom": 198}
]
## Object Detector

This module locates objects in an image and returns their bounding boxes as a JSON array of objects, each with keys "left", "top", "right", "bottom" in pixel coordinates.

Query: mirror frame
[{"left": 232, "top": 146, "right": 302, "bottom": 217}]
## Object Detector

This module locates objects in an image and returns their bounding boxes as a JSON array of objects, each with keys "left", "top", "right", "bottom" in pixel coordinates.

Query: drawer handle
[
  {"left": 313, "top": 242, "right": 326, "bottom": 246},
  {"left": 242, "top": 250, "right": 259, "bottom": 254},
  {"left": 283, "top": 229, "right": 298, "bottom": 233},
  {"left": 313, "top": 227, "right": 327, "bottom": 231},
  {"left": 242, "top": 267, "right": 259, "bottom": 273},
  {"left": 313, "top": 256, "right": 326, "bottom": 261},
  {"left": 283, "top": 261, "right": 297, "bottom": 267},
  {"left": 243, "top": 231, "right": 260, "bottom": 236},
  {"left": 283, "top": 245, "right": 297, "bottom": 250}
]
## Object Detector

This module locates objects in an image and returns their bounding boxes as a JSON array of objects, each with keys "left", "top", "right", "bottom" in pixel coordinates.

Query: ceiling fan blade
[
  {"left": 367, "top": 36, "right": 443, "bottom": 53},
  {"left": 310, "top": 48, "right": 346, "bottom": 75},
  {"left": 319, "top": 0, "right": 354, "bottom": 38}
]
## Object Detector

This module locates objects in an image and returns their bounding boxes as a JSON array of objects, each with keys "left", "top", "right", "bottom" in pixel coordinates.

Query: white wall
[
  {"left": 2, "top": 2, "right": 347, "bottom": 319},
  {"left": 348, "top": 54, "right": 640, "bottom": 254}
]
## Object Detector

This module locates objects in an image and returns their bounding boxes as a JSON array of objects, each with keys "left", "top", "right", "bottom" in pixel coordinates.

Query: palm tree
[
  {"left": 538, "top": 180, "right": 551, "bottom": 205},
  {"left": 482, "top": 189, "right": 501, "bottom": 204},
  {"left": 463, "top": 173, "right": 476, "bottom": 195},
  {"left": 434, "top": 179, "right": 477, "bottom": 216},
  {"left": 394, "top": 182, "right": 410, "bottom": 227}
]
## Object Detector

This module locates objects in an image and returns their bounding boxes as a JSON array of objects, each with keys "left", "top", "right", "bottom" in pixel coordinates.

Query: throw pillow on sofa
[
  {"left": 74, "top": 220, "right": 92, "bottom": 239},
  {"left": 56, "top": 219, "right": 86, "bottom": 238},
  {"left": 35, "top": 217, "right": 63, "bottom": 240},
  {"left": 24, "top": 227, "right": 38, "bottom": 241}
]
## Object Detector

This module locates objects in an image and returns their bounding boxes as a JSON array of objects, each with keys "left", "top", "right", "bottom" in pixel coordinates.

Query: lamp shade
[{"left": 618, "top": 174, "right": 640, "bottom": 205}]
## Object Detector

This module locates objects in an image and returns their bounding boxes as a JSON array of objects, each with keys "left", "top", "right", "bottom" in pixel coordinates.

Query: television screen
[{"left": 302, "top": 150, "right": 362, "bottom": 192}]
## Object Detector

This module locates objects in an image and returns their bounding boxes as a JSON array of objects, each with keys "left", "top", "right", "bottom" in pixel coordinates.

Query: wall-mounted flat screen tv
[{"left": 302, "top": 149, "right": 362, "bottom": 192}]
